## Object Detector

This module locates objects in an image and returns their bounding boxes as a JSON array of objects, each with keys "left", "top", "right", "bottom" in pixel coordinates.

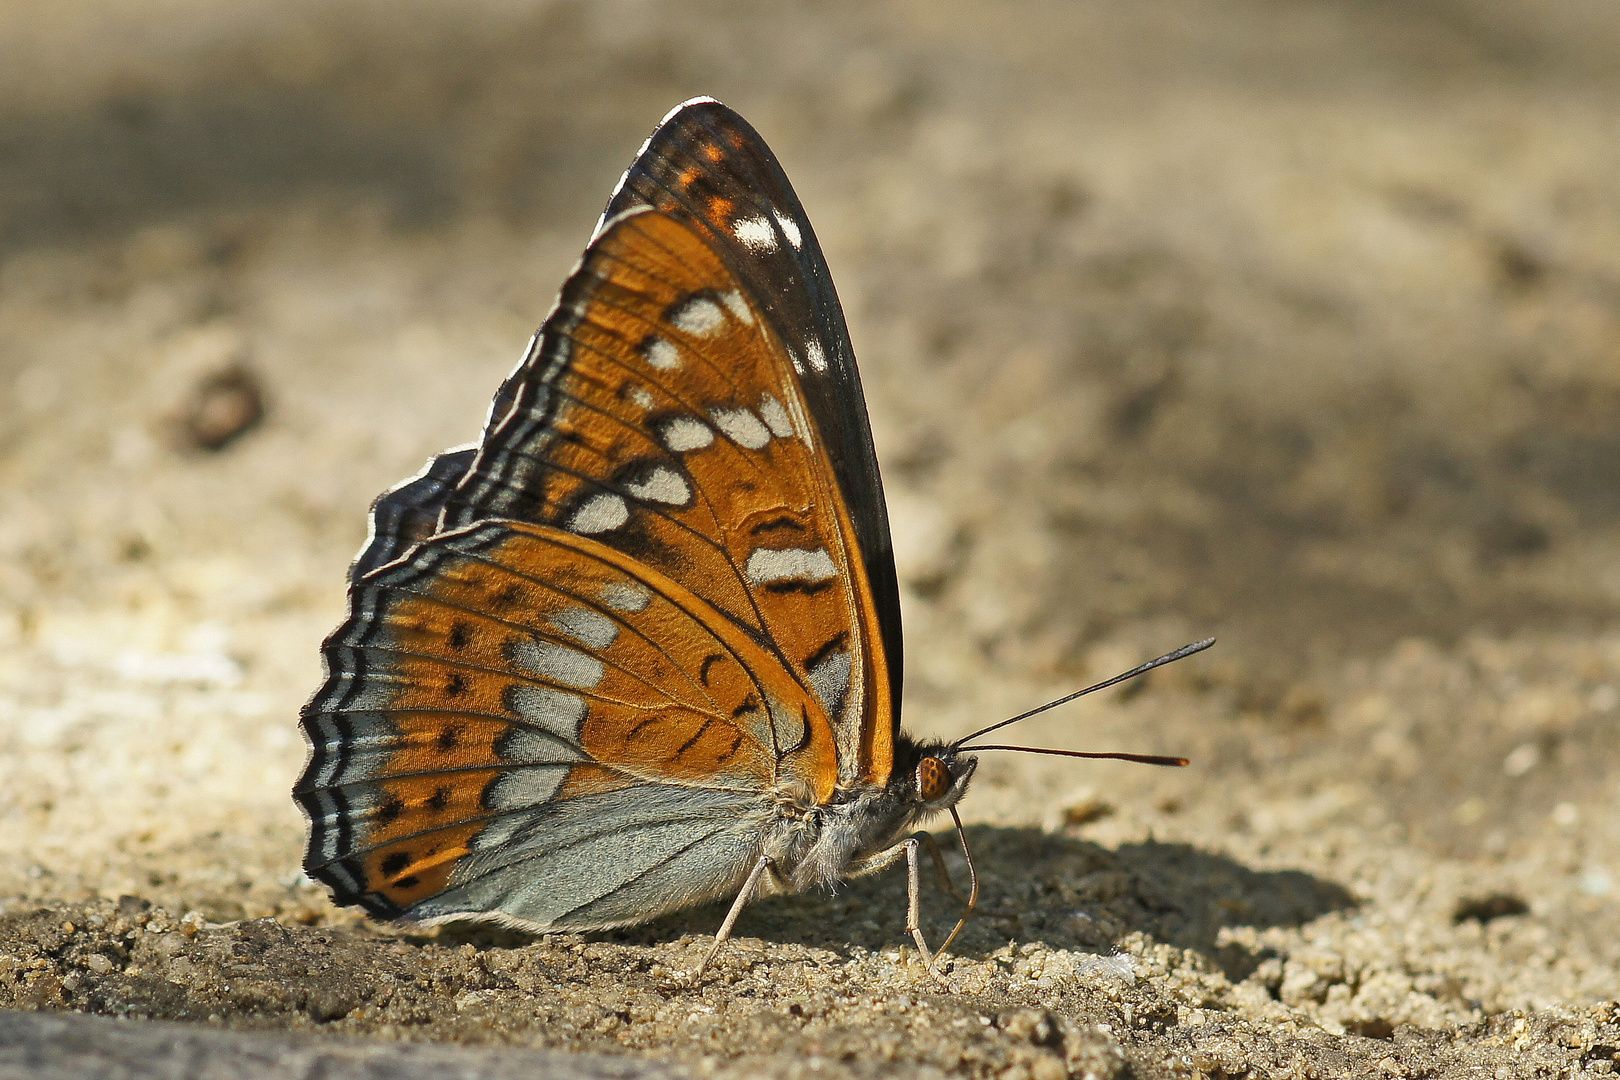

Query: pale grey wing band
[{"left": 408, "top": 785, "right": 760, "bottom": 930}]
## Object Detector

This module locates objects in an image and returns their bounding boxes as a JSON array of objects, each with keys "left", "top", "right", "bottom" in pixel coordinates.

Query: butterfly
[{"left": 294, "top": 97, "right": 1205, "bottom": 974}]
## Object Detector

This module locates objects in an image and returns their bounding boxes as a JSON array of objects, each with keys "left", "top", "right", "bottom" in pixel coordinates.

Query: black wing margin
[{"left": 596, "top": 97, "right": 904, "bottom": 721}]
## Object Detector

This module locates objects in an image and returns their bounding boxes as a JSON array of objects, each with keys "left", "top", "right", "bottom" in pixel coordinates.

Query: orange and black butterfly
[{"left": 295, "top": 98, "right": 1203, "bottom": 971}]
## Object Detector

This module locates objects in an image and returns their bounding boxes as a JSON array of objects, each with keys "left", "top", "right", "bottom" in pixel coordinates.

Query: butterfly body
[
  {"left": 296, "top": 99, "right": 981, "bottom": 946},
  {"left": 753, "top": 737, "right": 977, "bottom": 899}
]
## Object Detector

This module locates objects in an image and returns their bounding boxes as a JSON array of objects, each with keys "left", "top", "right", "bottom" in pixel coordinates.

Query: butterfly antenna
[
  {"left": 952, "top": 637, "right": 1214, "bottom": 754},
  {"left": 955, "top": 745, "right": 1189, "bottom": 767}
]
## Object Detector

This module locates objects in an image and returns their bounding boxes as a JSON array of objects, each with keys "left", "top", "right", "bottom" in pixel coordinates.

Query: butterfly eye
[{"left": 915, "top": 756, "right": 951, "bottom": 803}]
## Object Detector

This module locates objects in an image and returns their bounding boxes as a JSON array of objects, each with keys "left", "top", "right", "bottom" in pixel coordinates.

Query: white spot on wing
[
  {"left": 505, "top": 685, "right": 588, "bottom": 738},
  {"left": 804, "top": 339, "right": 828, "bottom": 372},
  {"left": 318, "top": 711, "right": 391, "bottom": 753},
  {"left": 500, "top": 726, "right": 584, "bottom": 764},
  {"left": 745, "top": 547, "right": 838, "bottom": 584},
  {"left": 732, "top": 214, "right": 777, "bottom": 251},
  {"left": 511, "top": 639, "right": 606, "bottom": 690},
  {"left": 757, "top": 395, "right": 794, "bottom": 438},
  {"left": 484, "top": 768, "right": 566, "bottom": 812},
  {"left": 712, "top": 407, "right": 771, "bottom": 449},
  {"left": 600, "top": 582, "right": 651, "bottom": 613},
  {"left": 774, "top": 209, "right": 804, "bottom": 250},
  {"left": 549, "top": 607, "right": 618, "bottom": 649},
  {"left": 332, "top": 784, "right": 383, "bottom": 818},
  {"left": 625, "top": 384, "right": 656, "bottom": 410},
  {"left": 661, "top": 416, "right": 714, "bottom": 452},
  {"left": 644, "top": 337, "right": 681, "bottom": 371},
  {"left": 669, "top": 296, "right": 725, "bottom": 336},
  {"left": 624, "top": 465, "right": 691, "bottom": 505},
  {"left": 337, "top": 676, "right": 402, "bottom": 713},
  {"left": 720, "top": 289, "right": 755, "bottom": 325},
  {"left": 569, "top": 493, "right": 629, "bottom": 534}
]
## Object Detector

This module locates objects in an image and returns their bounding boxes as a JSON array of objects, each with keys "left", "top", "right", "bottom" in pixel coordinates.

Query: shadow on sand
[{"left": 434, "top": 825, "right": 1354, "bottom": 983}]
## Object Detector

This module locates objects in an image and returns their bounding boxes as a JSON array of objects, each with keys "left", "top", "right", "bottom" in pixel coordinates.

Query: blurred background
[{"left": 1, "top": 0, "right": 1618, "bottom": 1027}]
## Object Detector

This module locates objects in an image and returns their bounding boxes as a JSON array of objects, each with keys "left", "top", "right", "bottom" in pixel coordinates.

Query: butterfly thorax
[{"left": 761, "top": 736, "right": 977, "bottom": 894}]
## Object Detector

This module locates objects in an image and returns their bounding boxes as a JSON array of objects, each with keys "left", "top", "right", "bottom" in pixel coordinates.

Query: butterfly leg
[
  {"left": 901, "top": 836, "right": 938, "bottom": 968},
  {"left": 842, "top": 835, "right": 946, "bottom": 978},
  {"left": 693, "top": 854, "right": 773, "bottom": 979},
  {"left": 897, "top": 812, "right": 981, "bottom": 979}
]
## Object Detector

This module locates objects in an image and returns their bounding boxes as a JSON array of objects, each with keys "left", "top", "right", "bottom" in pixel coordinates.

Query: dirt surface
[
  {"left": 0, "top": 1008, "right": 693, "bottom": 1080},
  {"left": 2, "top": 1, "right": 1619, "bottom": 1076}
]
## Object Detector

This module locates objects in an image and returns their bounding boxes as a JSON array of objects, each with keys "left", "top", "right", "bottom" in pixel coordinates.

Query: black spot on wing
[
  {"left": 716, "top": 734, "right": 745, "bottom": 764},
  {"left": 749, "top": 514, "right": 808, "bottom": 537},
  {"left": 763, "top": 578, "right": 836, "bottom": 596},
  {"left": 600, "top": 515, "right": 687, "bottom": 576},
  {"left": 699, "top": 654, "right": 724, "bottom": 687},
  {"left": 677, "top": 717, "right": 718, "bottom": 755}
]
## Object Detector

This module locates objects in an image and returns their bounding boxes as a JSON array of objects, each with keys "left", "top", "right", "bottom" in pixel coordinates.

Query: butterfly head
[{"left": 893, "top": 737, "right": 977, "bottom": 814}]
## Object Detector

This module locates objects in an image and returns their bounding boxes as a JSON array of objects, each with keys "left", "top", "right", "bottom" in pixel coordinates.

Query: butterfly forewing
[{"left": 598, "top": 99, "right": 903, "bottom": 718}]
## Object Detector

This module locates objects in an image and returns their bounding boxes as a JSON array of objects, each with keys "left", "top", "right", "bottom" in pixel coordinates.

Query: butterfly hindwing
[{"left": 297, "top": 520, "right": 836, "bottom": 925}]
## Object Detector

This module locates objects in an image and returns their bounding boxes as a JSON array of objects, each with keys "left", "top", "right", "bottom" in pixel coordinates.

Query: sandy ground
[{"left": 2, "top": 1, "right": 1619, "bottom": 1076}]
